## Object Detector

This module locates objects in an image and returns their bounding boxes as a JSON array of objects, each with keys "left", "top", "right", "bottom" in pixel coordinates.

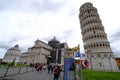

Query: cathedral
[
  {"left": 79, "top": 2, "right": 119, "bottom": 71},
  {"left": 3, "top": 37, "right": 73, "bottom": 66}
]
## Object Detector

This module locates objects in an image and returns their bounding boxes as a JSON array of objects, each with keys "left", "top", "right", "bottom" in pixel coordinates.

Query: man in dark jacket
[{"left": 53, "top": 66, "right": 60, "bottom": 80}]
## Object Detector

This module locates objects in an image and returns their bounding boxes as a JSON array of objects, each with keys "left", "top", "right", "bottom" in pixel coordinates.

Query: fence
[{"left": 0, "top": 66, "right": 34, "bottom": 78}]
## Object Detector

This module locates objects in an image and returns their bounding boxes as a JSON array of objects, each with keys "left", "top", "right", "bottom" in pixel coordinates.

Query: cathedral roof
[
  {"left": 48, "top": 36, "right": 60, "bottom": 48},
  {"left": 50, "top": 36, "right": 60, "bottom": 43},
  {"left": 9, "top": 44, "right": 21, "bottom": 51}
]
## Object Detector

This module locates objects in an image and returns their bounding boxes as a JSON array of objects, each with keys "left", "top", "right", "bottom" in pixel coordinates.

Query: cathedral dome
[
  {"left": 9, "top": 44, "right": 21, "bottom": 51},
  {"left": 51, "top": 37, "right": 60, "bottom": 43},
  {"left": 48, "top": 37, "right": 60, "bottom": 48}
]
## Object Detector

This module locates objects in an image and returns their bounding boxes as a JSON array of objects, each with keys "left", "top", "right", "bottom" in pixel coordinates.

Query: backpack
[{"left": 54, "top": 68, "right": 59, "bottom": 74}]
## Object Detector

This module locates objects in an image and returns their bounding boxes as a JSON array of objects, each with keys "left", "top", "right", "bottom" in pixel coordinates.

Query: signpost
[
  {"left": 73, "top": 44, "right": 82, "bottom": 80},
  {"left": 82, "top": 59, "right": 89, "bottom": 68},
  {"left": 74, "top": 51, "right": 81, "bottom": 59},
  {"left": 74, "top": 59, "right": 81, "bottom": 80}
]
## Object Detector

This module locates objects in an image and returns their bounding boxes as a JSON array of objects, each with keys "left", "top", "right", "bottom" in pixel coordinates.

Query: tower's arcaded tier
[{"left": 79, "top": 2, "right": 119, "bottom": 71}]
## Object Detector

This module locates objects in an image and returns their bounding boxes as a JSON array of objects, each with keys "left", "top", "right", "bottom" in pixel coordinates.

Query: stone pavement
[{"left": 0, "top": 70, "right": 64, "bottom": 80}]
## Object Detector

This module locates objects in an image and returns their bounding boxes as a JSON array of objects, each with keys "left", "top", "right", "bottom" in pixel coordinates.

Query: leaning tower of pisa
[{"left": 79, "top": 2, "right": 119, "bottom": 71}]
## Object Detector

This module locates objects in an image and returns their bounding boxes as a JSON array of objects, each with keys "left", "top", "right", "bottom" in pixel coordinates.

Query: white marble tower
[{"left": 79, "top": 2, "right": 119, "bottom": 71}]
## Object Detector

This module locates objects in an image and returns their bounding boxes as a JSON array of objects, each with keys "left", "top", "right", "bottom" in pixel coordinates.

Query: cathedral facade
[
  {"left": 79, "top": 2, "right": 119, "bottom": 71},
  {"left": 19, "top": 39, "right": 52, "bottom": 64}
]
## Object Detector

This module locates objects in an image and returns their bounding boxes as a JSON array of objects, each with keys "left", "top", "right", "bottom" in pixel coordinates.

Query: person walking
[
  {"left": 53, "top": 65, "right": 60, "bottom": 80},
  {"left": 47, "top": 65, "right": 51, "bottom": 74},
  {"left": 50, "top": 65, "right": 54, "bottom": 74},
  {"left": 57, "top": 65, "right": 62, "bottom": 78}
]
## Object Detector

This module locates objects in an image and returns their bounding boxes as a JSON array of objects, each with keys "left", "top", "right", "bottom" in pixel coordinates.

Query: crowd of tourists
[{"left": 30, "top": 63, "right": 63, "bottom": 80}]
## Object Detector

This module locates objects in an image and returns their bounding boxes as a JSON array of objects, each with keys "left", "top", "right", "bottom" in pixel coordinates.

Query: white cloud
[{"left": 0, "top": 0, "right": 120, "bottom": 58}]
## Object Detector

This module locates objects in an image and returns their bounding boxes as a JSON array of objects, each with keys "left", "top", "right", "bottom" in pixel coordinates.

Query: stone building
[
  {"left": 19, "top": 52, "right": 29, "bottom": 64},
  {"left": 48, "top": 37, "right": 61, "bottom": 64},
  {"left": 27, "top": 39, "right": 52, "bottom": 64},
  {"left": 2, "top": 45, "right": 21, "bottom": 63},
  {"left": 2, "top": 38, "right": 73, "bottom": 65},
  {"left": 48, "top": 37, "right": 72, "bottom": 65},
  {"left": 79, "top": 2, "right": 119, "bottom": 71}
]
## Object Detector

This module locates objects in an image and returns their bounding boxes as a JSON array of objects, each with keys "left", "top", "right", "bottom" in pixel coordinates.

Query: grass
[
  {"left": 0, "top": 63, "right": 27, "bottom": 68},
  {"left": 82, "top": 70, "right": 120, "bottom": 80},
  {"left": 15, "top": 64, "right": 27, "bottom": 67},
  {"left": 74, "top": 68, "right": 81, "bottom": 79}
]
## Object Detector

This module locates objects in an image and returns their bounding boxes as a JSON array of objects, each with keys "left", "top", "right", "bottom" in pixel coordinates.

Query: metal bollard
[
  {"left": 4, "top": 67, "right": 9, "bottom": 77},
  {"left": 26, "top": 66, "right": 28, "bottom": 72},
  {"left": 18, "top": 67, "right": 21, "bottom": 74}
]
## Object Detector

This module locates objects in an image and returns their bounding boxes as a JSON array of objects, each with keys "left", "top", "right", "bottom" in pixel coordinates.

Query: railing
[{"left": 0, "top": 66, "right": 34, "bottom": 78}]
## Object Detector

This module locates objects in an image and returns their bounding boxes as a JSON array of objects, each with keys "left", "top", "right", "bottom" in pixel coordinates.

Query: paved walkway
[{"left": 0, "top": 70, "right": 64, "bottom": 80}]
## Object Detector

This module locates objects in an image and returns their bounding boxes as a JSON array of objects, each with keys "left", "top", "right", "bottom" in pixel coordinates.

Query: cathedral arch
[
  {"left": 103, "top": 44, "right": 105, "bottom": 46},
  {"left": 104, "top": 54, "right": 107, "bottom": 57},
  {"left": 91, "top": 55, "right": 93, "bottom": 58},
  {"left": 88, "top": 28, "right": 90, "bottom": 32},
  {"left": 93, "top": 44, "right": 96, "bottom": 47},
  {"left": 110, "top": 54, "right": 113, "bottom": 57},
  {"left": 96, "top": 44, "right": 99, "bottom": 47},
  {"left": 99, "top": 62, "right": 102, "bottom": 67}
]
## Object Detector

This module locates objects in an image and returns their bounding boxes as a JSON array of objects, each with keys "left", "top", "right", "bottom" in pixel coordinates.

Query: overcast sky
[{"left": 0, "top": 0, "right": 120, "bottom": 58}]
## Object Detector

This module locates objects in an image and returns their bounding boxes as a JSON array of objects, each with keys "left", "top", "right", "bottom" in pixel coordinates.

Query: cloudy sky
[{"left": 0, "top": 0, "right": 120, "bottom": 58}]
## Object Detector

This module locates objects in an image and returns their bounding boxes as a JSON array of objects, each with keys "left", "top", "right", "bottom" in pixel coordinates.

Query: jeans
[{"left": 54, "top": 74, "right": 59, "bottom": 80}]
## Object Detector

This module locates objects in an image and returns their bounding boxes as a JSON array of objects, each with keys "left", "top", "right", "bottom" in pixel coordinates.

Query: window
[{"left": 99, "top": 63, "right": 102, "bottom": 67}]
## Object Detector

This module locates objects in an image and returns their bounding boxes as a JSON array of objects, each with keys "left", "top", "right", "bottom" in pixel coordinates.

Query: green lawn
[
  {"left": 0, "top": 63, "right": 27, "bottom": 68},
  {"left": 82, "top": 70, "right": 120, "bottom": 80}
]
